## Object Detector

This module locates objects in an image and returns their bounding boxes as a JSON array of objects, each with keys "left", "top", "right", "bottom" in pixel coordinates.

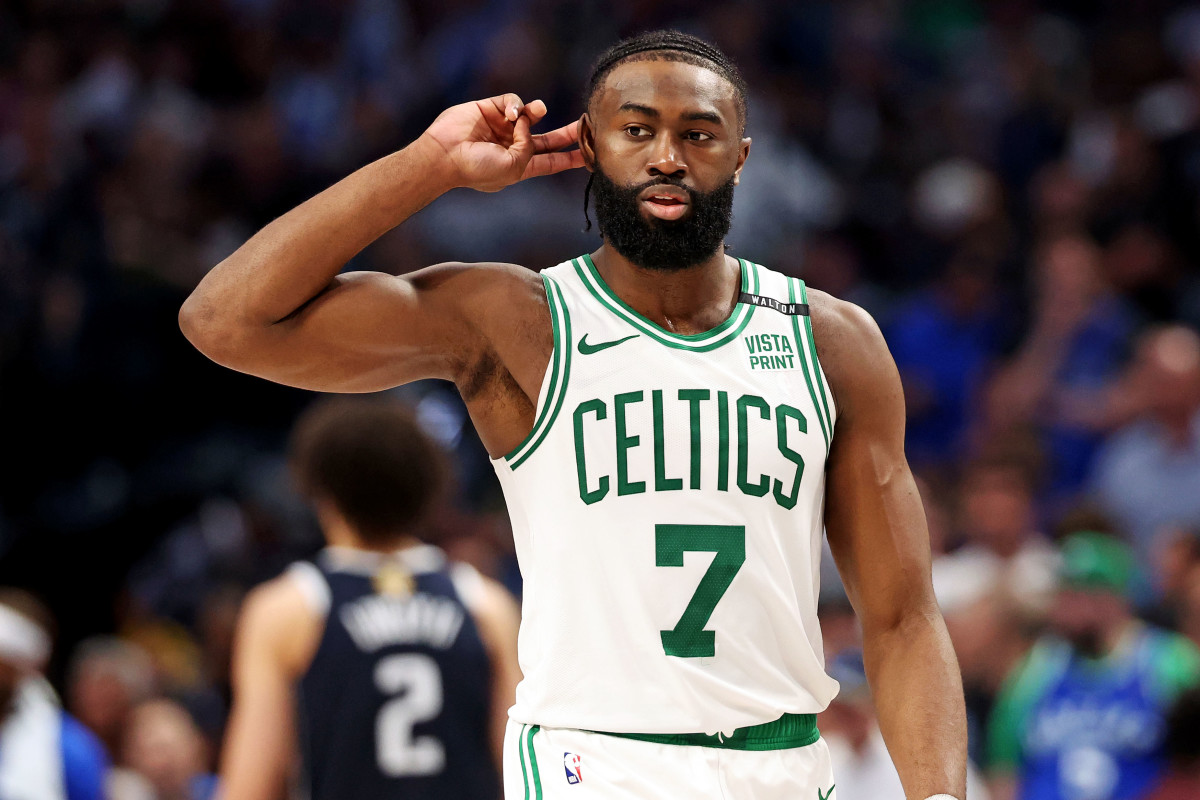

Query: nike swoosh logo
[
  {"left": 818, "top": 784, "right": 835, "bottom": 800},
  {"left": 577, "top": 333, "right": 639, "bottom": 355}
]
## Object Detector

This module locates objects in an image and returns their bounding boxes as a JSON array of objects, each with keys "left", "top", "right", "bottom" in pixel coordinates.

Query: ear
[
  {"left": 733, "top": 137, "right": 751, "bottom": 186},
  {"left": 579, "top": 112, "right": 597, "bottom": 173}
]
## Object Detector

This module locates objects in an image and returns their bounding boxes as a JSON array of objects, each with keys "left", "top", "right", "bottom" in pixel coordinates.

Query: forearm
[
  {"left": 864, "top": 607, "right": 967, "bottom": 800},
  {"left": 181, "top": 135, "right": 456, "bottom": 332}
]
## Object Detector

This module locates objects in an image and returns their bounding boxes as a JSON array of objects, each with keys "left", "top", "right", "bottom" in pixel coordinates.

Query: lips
[{"left": 639, "top": 184, "right": 691, "bottom": 221}]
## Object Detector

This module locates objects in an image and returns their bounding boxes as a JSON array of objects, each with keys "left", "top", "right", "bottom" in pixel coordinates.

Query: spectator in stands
[
  {"left": 984, "top": 233, "right": 1138, "bottom": 507},
  {"left": 122, "top": 698, "right": 216, "bottom": 800},
  {"left": 0, "top": 589, "right": 108, "bottom": 800},
  {"left": 885, "top": 247, "right": 1012, "bottom": 467},
  {"left": 1091, "top": 325, "right": 1200, "bottom": 568},
  {"left": 944, "top": 590, "right": 1038, "bottom": 769},
  {"left": 933, "top": 453, "right": 1058, "bottom": 616},
  {"left": 987, "top": 532, "right": 1200, "bottom": 800},
  {"left": 822, "top": 651, "right": 991, "bottom": 800},
  {"left": 67, "top": 636, "right": 156, "bottom": 761}
]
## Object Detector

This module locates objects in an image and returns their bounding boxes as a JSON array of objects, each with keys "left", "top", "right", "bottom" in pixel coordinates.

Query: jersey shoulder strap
[{"left": 286, "top": 561, "right": 331, "bottom": 617}]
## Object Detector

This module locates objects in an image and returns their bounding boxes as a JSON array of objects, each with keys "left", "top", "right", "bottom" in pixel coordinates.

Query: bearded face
[{"left": 590, "top": 162, "right": 736, "bottom": 272}]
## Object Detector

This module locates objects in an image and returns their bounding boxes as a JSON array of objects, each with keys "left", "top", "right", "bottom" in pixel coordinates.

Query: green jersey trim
[
  {"left": 799, "top": 280, "right": 835, "bottom": 438},
  {"left": 787, "top": 278, "right": 830, "bottom": 453},
  {"left": 505, "top": 276, "right": 573, "bottom": 470},
  {"left": 591, "top": 712, "right": 819, "bottom": 751},
  {"left": 575, "top": 254, "right": 760, "bottom": 351}
]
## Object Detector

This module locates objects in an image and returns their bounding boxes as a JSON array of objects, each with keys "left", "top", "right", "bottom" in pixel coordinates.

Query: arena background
[{"left": 4, "top": 0, "right": 1200, "bottom": 796}]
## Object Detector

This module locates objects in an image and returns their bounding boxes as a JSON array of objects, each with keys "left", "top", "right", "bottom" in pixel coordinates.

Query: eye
[
  {"left": 685, "top": 130, "right": 714, "bottom": 142},
  {"left": 624, "top": 125, "right": 651, "bottom": 138}
]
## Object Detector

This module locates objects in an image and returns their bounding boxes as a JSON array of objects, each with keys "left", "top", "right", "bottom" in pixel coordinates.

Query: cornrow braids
[{"left": 581, "top": 30, "right": 748, "bottom": 232}]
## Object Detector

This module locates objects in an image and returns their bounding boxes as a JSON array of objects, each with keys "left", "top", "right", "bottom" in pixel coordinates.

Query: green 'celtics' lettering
[
  {"left": 717, "top": 391, "right": 730, "bottom": 492},
  {"left": 652, "top": 390, "right": 683, "bottom": 492},
  {"left": 736, "top": 395, "right": 771, "bottom": 497},
  {"left": 774, "top": 405, "right": 807, "bottom": 510},
  {"left": 570, "top": 390, "right": 816, "bottom": 510},
  {"left": 573, "top": 399, "right": 609, "bottom": 505},
  {"left": 614, "top": 391, "right": 645, "bottom": 496},
  {"left": 656, "top": 524, "right": 746, "bottom": 658},
  {"left": 678, "top": 389, "right": 709, "bottom": 490}
]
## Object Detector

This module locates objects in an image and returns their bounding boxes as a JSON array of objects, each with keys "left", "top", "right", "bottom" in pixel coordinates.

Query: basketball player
[
  {"left": 183, "top": 30, "right": 966, "bottom": 800},
  {"left": 218, "top": 399, "right": 520, "bottom": 800}
]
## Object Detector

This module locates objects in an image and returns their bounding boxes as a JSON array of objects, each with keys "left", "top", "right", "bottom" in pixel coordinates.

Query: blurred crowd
[{"left": 4, "top": 0, "right": 1200, "bottom": 798}]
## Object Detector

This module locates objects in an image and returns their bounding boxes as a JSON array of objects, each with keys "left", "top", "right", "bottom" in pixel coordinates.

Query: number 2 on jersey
[
  {"left": 374, "top": 653, "right": 445, "bottom": 777},
  {"left": 655, "top": 524, "right": 746, "bottom": 658}
]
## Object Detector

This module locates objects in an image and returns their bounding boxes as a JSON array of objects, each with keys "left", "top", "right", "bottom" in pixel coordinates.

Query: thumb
[{"left": 509, "top": 113, "right": 534, "bottom": 170}]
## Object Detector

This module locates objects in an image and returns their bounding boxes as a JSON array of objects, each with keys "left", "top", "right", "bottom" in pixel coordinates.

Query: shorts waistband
[{"left": 588, "top": 712, "right": 819, "bottom": 751}]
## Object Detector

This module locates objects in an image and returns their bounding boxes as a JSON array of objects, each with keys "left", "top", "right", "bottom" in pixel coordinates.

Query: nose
[{"left": 646, "top": 134, "right": 687, "bottom": 179}]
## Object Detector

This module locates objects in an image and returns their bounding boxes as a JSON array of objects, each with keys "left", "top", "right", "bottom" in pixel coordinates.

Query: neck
[
  {"left": 591, "top": 244, "right": 740, "bottom": 335},
  {"left": 322, "top": 517, "right": 419, "bottom": 553}
]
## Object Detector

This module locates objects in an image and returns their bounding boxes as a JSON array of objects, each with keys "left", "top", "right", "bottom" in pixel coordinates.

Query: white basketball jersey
[{"left": 492, "top": 254, "right": 840, "bottom": 736}]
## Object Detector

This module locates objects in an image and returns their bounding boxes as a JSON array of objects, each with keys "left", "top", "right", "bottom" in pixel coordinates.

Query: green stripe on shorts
[{"left": 593, "top": 712, "right": 819, "bottom": 751}]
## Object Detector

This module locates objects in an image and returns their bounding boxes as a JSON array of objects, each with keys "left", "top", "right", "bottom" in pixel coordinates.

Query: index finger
[
  {"left": 521, "top": 149, "right": 587, "bottom": 180},
  {"left": 532, "top": 120, "right": 581, "bottom": 154}
]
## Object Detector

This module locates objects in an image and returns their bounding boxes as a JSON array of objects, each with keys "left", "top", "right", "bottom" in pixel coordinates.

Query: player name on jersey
[
  {"left": 572, "top": 388, "right": 808, "bottom": 510},
  {"left": 339, "top": 593, "right": 466, "bottom": 653}
]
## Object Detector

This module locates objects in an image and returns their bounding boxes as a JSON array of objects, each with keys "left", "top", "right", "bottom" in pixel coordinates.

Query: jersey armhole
[
  {"left": 786, "top": 277, "right": 835, "bottom": 455},
  {"left": 286, "top": 562, "right": 331, "bottom": 617},
  {"left": 500, "top": 273, "right": 574, "bottom": 470}
]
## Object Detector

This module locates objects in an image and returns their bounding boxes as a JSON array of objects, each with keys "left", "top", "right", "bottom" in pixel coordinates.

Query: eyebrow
[{"left": 616, "top": 102, "right": 724, "bottom": 125}]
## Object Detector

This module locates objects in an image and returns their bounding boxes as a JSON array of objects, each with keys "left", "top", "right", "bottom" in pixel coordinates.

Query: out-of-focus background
[{"left": 4, "top": 0, "right": 1200, "bottom": 798}]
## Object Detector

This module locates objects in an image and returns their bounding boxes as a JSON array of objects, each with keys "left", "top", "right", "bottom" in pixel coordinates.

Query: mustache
[{"left": 627, "top": 176, "right": 696, "bottom": 201}]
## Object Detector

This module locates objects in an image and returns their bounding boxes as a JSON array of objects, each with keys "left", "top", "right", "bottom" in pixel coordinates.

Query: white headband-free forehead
[{"left": 0, "top": 605, "right": 50, "bottom": 668}]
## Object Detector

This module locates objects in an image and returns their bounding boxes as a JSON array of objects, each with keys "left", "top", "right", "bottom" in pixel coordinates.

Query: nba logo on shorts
[{"left": 563, "top": 752, "right": 583, "bottom": 785}]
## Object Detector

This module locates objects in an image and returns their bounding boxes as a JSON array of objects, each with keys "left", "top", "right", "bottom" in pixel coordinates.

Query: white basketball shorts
[{"left": 503, "top": 719, "right": 837, "bottom": 800}]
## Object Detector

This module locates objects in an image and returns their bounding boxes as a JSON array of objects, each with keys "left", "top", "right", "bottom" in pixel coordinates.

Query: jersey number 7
[{"left": 655, "top": 524, "right": 746, "bottom": 658}]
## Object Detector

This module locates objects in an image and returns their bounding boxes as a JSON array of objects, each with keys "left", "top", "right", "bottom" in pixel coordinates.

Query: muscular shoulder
[
  {"left": 806, "top": 288, "right": 900, "bottom": 425},
  {"left": 407, "top": 261, "right": 546, "bottom": 315},
  {"left": 237, "top": 573, "right": 325, "bottom": 676}
]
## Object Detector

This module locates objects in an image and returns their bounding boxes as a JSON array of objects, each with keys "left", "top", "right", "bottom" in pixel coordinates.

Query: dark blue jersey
[{"left": 294, "top": 546, "right": 498, "bottom": 800}]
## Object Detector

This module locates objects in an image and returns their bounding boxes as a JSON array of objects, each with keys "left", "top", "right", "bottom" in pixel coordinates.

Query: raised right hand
[{"left": 420, "top": 94, "right": 585, "bottom": 193}]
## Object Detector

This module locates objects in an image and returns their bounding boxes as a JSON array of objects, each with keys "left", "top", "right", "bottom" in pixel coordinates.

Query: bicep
[
  {"left": 821, "top": 305, "right": 936, "bottom": 632},
  {"left": 199, "top": 262, "right": 513, "bottom": 393}
]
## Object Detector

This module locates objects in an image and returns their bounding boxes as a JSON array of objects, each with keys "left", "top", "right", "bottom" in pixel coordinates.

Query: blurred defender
[{"left": 219, "top": 400, "right": 520, "bottom": 800}]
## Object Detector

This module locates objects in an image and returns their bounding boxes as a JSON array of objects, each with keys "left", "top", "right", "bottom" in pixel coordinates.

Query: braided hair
[{"left": 581, "top": 30, "right": 748, "bottom": 231}]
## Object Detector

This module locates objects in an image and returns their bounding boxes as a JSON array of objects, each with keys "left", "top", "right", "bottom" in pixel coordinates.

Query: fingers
[
  {"left": 489, "top": 93, "right": 527, "bottom": 122},
  {"left": 521, "top": 149, "right": 587, "bottom": 180},
  {"left": 484, "top": 94, "right": 549, "bottom": 125},
  {"left": 524, "top": 99, "right": 547, "bottom": 123},
  {"left": 532, "top": 120, "right": 580, "bottom": 154},
  {"left": 508, "top": 112, "right": 534, "bottom": 164}
]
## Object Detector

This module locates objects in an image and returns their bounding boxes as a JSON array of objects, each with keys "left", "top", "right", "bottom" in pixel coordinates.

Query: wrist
[{"left": 408, "top": 133, "right": 465, "bottom": 192}]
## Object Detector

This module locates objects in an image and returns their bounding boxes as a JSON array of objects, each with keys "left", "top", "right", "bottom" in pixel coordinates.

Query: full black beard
[{"left": 590, "top": 165, "right": 735, "bottom": 272}]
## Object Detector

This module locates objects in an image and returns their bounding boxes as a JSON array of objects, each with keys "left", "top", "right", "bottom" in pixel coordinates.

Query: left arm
[
  {"left": 465, "top": 576, "right": 523, "bottom": 771},
  {"left": 812, "top": 291, "right": 967, "bottom": 799},
  {"left": 220, "top": 578, "right": 322, "bottom": 800}
]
